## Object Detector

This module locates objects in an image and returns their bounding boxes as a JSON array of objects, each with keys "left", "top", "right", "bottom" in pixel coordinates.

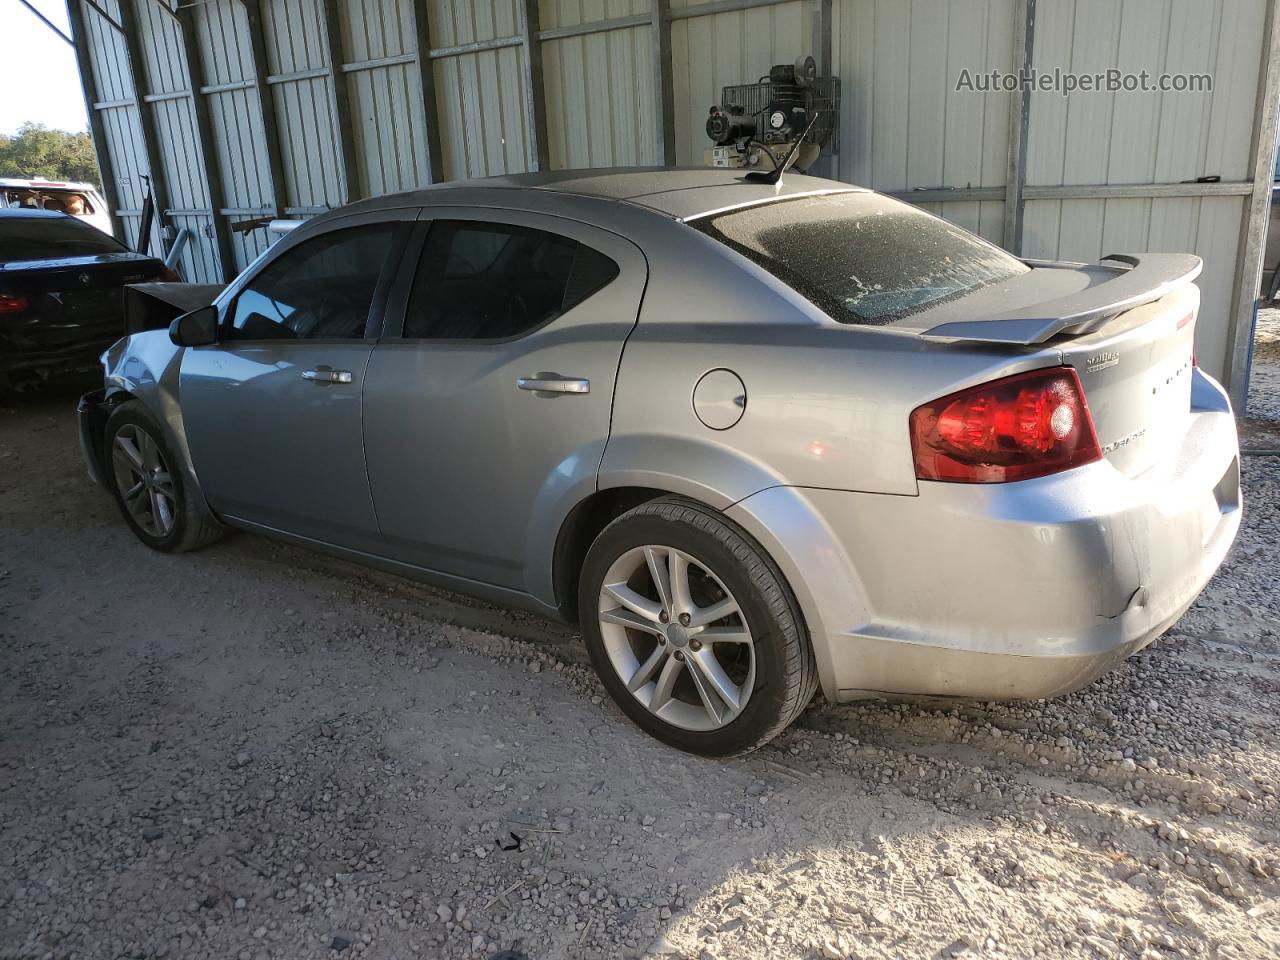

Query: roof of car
[
  {"left": 0, "top": 208, "right": 76, "bottom": 220},
  {"left": 0, "top": 178, "right": 97, "bottom": 190},
  {"left": 351, "top": 167, "right": 869, "bottom": 221}
]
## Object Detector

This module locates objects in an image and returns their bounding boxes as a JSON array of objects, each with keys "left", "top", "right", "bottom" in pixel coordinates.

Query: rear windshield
[
  {"left": 0, "top": 214, "right": 125, "bottom": 263},
  {"left": 692, "top": 193, "right": 1029, "bottom": 324}
]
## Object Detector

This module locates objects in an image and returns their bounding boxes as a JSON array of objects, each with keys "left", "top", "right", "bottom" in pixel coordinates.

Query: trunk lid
[
  {"left": 0, "top": 252, "right": 166, "bottom": 329},
  {"left": 1056, "top": 285, "right": 1197, "bottom": 477}
]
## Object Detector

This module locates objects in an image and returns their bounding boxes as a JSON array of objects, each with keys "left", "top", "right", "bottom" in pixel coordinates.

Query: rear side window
[
  {"left": 692, "top": 193, "right": 1029, "bottom": 324},
  {"left": 0, "top": 213, "right": 124, "bottom": 262},
  {"left": 227, "top": 223, "right": 396, "bottom": 340},
  {"left": 402, "top": 220, "right": 619, "bottom": 340}
]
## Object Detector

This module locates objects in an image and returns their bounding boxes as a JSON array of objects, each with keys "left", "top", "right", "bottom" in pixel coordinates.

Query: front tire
[
  {"left": 104, "top": 400, "right": 223, "bottom": 553},
  {"left": 579, "top": 497, "right": 817, "bottom": 756}
]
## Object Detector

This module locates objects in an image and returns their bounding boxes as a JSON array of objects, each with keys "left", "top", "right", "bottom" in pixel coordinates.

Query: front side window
[
  {"left": 402, "top": 220, "right": 619, "bottom": 340},
  {"left": 227, "top": 223, "right": 395, "bottom": 340},
  {"left": 692, "top": 193, "right": 1029, "bottom": 325}
]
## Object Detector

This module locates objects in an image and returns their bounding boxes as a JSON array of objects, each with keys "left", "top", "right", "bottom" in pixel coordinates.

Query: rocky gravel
[{"left": 1, "top": 382, "right": 1278, "bottom": 960}]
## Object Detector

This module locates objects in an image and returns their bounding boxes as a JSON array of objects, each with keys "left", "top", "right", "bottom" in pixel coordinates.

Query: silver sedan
[{"left": 79, "top": 169, "right": 1241, "bottom": 756}]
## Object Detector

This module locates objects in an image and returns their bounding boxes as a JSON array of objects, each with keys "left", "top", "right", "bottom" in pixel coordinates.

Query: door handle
[
  {"left": 517, "top": 376, "right": 590, "bottom": 395},
  {"left": 302, "top": 368, "right": 353, "bottom": 384}
]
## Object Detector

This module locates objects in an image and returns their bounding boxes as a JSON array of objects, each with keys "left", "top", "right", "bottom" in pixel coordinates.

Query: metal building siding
[
  {"left": 669, "top": 1, "right": 808, "bottom": 166},
  {"left": 136, "top": 0, "right": 185, "bottom": 95},
  {"left": 543, "top": 30, "right": 656, "bottom": 167},
  {"left": 430, "top": 0, "right": 521, "bottom": 46},
  {"left": 833, "top": 0, "right": 1012, "bottom": 245},
  {"left": 435, "top": 47, "right": 532, "bottom": 179},
  {"left": 196, "top": 0, "right": 256, "bottom": 85},
  {"left": 540, "top": 0, "right": 654, "bottom": 169},
  {"left": 1021, "top": 0, "right": 1269, "bottom": 378}
]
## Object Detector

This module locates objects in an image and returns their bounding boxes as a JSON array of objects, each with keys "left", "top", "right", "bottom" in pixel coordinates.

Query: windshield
[
  {"left": 0, "top": 214, "right": 126, "bottom": 263},
  {"left": 692, "top": 193, "right": 1029, "bottom": 324}
]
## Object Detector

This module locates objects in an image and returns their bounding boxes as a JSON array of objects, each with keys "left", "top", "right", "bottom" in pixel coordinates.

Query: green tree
[{"left": 0, "top": 122, "right": 100, "bottom": 186}]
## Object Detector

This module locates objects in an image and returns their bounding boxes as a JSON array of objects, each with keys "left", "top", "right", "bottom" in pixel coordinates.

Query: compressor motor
[{"left": 704, "top": 55, "right": 839, "bottom": 172}]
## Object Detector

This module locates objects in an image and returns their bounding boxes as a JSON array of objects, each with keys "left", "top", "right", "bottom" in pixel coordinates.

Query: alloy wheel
[
  {"left": 110, "top": 423, "right": 177, "bottom": 538},
  {"left": 597, "top": 545, "right": 755, "bottom": 731}
]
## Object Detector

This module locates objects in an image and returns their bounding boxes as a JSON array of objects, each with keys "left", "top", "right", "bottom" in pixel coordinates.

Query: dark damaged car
[{"left": 0, "top": 208, "right": 178, "bottom": 390}]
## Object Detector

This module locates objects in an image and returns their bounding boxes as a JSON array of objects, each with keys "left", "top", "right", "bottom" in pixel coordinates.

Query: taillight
[
  {"left": 910, "top": 367, "right": 1102, "bottom": 483},
  {"left": 0, "top": 294, "right": 29, "bottom": 315},
  {"left": 159, "top": 266, "right": 182, "bottom": 282}
]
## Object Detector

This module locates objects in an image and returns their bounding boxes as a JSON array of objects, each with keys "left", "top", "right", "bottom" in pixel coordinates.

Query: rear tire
[
  {"left": 579, "top": 497, "right": 817, "bottom": 756},
  {"left": 104, "top": 400, "right": 223, "bottom": 553}
]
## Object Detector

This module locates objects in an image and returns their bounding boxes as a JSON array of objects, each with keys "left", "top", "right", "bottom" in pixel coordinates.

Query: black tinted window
[
  {"left": 0, "top": 213, "right": 125, "bottom": 263},
  {"left": 228, "top": 223, "right": 395, "bottom": 340},
  {"left": 403, "top": 220, "right": 618, "bottom": 340},
  {"left": 693, "top": 193, "right": 1028, "bottom": 324}
]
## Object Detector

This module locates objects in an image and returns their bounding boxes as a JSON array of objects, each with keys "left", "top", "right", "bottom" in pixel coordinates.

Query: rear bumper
[
  {"left": 0, "top": 327, "right": 120, "bottom": 376},
  {"left": 731, "top": 369, "right": 1241, "bottom": 702}
]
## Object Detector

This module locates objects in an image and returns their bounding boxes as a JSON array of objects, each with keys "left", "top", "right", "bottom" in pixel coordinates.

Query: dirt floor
[{"left": 1, "top": 377, "right": 1278, "bottom": 960}]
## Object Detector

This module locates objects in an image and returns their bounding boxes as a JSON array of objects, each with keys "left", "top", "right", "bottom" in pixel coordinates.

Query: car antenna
[{"left": 742, "top": 112, "right": 821, "bottom": 185}]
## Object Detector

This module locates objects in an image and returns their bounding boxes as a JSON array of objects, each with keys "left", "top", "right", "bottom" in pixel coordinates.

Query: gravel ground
[{"left": 1, "top": 381, "right": 1278, "bottom": 960}]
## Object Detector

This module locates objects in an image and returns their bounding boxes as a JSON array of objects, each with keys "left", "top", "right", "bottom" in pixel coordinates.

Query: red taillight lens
[
  {"left": 0, "top": 294, "right": 29, "bottom": 315},
  {"left": 159, "top": 266, "right": 182, "bottom": 282},
  {"left": 910, "top": 367, "right": 1102, "bottom": 483}
]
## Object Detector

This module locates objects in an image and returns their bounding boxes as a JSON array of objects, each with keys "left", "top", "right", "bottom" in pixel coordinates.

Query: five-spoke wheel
[
  {"left": 598, "top": 545, "right": 755, "bottom": 731},
  {"left": 110, "top": 422, "right": 178, "bottom": 538},
  {"left": 581, "top": 497, "right": 817, "bottom": 756},
  {"left": 103, "top": 400, "right": 223, "bottom": 553}
]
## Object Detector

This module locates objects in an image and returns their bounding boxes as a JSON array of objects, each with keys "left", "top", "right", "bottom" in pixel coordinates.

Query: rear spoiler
[{"left": 920, "top": 252, "right": 1202, "bottom": 345}]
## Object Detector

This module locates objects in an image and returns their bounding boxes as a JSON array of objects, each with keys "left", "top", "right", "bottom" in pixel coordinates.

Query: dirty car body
[{"left": 80, "top": 170, "right": 1240, "bottom": 754}]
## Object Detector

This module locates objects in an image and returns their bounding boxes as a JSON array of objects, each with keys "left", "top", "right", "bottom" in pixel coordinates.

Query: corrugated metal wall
[
  {"left": 834, "top": 0, "right": 1014, "bottom": 247},
  {"left": 72, "top": 0, "right": 1278, "bottom": 398},
  {"left": 1021, "top": 0, "right": 1265, "bottom": 381},
  {"left": 542, "top": 1, "right": 657, "bottom": 169}
]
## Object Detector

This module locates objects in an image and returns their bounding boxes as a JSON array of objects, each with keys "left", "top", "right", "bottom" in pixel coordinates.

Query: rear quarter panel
[{"left": 602, "top": 225, "right": 1072, "bottom": 502}]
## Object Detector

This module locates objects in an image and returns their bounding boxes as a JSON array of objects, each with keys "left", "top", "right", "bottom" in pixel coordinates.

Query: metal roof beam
[
  {"left": 1227, "top": 0, "right": 1280, "bottom": 410},
  {"left": 19, "top": 0, "right": 71, "bottom": 43},
  {"left": 1003, "top": 0, "right": 1035, "bottom": 255},
  {"left": 519, "top": 0, "right": 550, "bottom": 171},
  {"left": 239, "top": 0, "right": 288, "bottom": 220},
  {"left": 319, "top": 0, "right": 361, "bottom": 202},
  {"left": 118, "top": 0, "right": 175, "bottom": 255},
  {"left": 652, "top": 0, "right": 676, "bottom": 166},
  {"left": 65, "top": 0, "right": 124, "bottom": 239},
  {"left": 408, "top": 0, "right": 444, "bottom": 183},
  {"left": 176, "top": 1, "right": 235, "bottom": 280}
]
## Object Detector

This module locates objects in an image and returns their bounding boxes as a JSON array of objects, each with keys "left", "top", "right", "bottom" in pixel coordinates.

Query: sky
[{"left": 2, "top": 0, "right": 90, "bottom": 134}]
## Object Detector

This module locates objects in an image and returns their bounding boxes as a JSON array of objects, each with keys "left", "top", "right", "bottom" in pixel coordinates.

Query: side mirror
[{"left": 169, "top": 305, "right": 218, "bottom": 347}]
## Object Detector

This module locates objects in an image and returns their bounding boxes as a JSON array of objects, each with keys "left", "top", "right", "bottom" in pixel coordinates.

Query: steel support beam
[
  {"left": 66, "top": 0, "right": 123, "bottom": 240},
  {"left": 408, "top": 0, "right": 444, "bottom": 183},
  {"left": 807, "top": 0, "right": 833, "bottom": 177},
  {"left": 519, "top": 0, "right": 550, "bottom": 171},
  {"left": 118, "top": 0, "right": 174, "bottom": 256},
  {"left": 652, "top": 0, "right": 676, "bottom": 166},
  {"left": 240, "top": 0, "right": 288, "bottom": 219},
  {"left": 20, "top": 0, "right": 71, "bottom": 43},
  {"left": 429, "top": 36, "right": 523, "bottom": 59},
  {"left": 1226, "top": 0, "right": 1280, "bottom": 411},
  {"left": 176, "top": 2, "right": 235, "bottom": 281},
  {"left": 538, "top": 13, "right": 651, "bottom": 42},
  {"left": 319, "top": 0, "right": 361, "bottom": 201},
  {"left": 669, "top": 0, "right": 784, "bottom": 19},
  {"left": 1003, "top": 0, "right": 1035, "bottom": 255}
]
